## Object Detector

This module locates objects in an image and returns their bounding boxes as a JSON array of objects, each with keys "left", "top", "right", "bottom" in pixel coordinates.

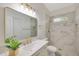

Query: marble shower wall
[
  {"left": 50, "top": 13, "right": 77, "bottom": 56},
  {"left": 75, "top": 6, "right": 79, "bottom": 55}
]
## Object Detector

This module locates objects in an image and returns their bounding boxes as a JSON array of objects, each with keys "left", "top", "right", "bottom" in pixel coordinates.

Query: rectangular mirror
[{"left": 5, "top": 7, "right": 37, "bottom": 40}]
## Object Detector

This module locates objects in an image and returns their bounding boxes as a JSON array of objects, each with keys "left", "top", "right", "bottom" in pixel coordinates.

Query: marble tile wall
[
  {"left": 75, "top": 7, "right": 79, "bottom": 55},
  {"left": 50, "top": 13, "right": 77, "bottom": 56}
]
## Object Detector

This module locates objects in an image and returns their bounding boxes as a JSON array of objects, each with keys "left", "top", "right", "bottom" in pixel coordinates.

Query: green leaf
[{"left": 5, "top": 37, "right": 21, "bottom": 50}]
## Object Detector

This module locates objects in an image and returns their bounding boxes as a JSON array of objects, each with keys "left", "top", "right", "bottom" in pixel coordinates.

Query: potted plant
[{"left": 5, "top": 36, "right": 21, "bottom": 56}]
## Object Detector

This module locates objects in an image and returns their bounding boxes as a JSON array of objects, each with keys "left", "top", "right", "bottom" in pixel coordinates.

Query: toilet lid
[{"left": 47, "top": 46, "right": 58, "bottom": 52}]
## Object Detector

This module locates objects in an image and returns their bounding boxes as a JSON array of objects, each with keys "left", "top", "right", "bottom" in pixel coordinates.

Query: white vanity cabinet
[
  {"left": 33, "top": 45, "right": 48, "bottom": 56},
  {"left": 18, "top": 40, "right": 48, "bottom": 56}
]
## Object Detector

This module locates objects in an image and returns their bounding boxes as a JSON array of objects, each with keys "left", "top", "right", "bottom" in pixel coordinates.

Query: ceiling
[
  {"left": 0, "top": 3, "right": 76, "bottom": 17},
  {"left": 44, "top": 3, "right": 75, "bottom": 12},
  {"left": 0, "top": 3, "right": 75, "bottom": 12}
]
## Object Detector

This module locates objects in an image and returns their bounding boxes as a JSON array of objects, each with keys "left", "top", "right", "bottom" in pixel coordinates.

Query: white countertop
[{"left": 0, "top": 40, "right": 48, "bottom": 56}]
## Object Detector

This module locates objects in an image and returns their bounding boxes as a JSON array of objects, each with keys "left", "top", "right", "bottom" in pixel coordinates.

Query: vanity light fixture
[
  {"left": 21, "top": 3, "right": 32, "bottom": 10},
  {"left": 20, "top": 3, "right": 36, "bottom": 18}
]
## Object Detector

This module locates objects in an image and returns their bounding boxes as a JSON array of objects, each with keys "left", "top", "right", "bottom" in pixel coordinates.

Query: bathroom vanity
[
  {"left": 2, "top": 7, "right": 49, "bottom": 56},
  {"left": 0, "top": 39, "right": 48, "bottom": 56},
  {"left": 18, "top": 39, "right": 48, "bottom": 56}
]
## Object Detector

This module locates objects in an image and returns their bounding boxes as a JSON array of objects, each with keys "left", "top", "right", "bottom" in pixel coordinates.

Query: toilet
[{"left": 47, "top": 46, "right": 61, "bottom": 56}]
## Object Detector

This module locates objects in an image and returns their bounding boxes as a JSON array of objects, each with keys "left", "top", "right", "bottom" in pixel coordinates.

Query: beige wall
[{"left": 0, "top": 7, "right": 5, "bottom": 47}]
